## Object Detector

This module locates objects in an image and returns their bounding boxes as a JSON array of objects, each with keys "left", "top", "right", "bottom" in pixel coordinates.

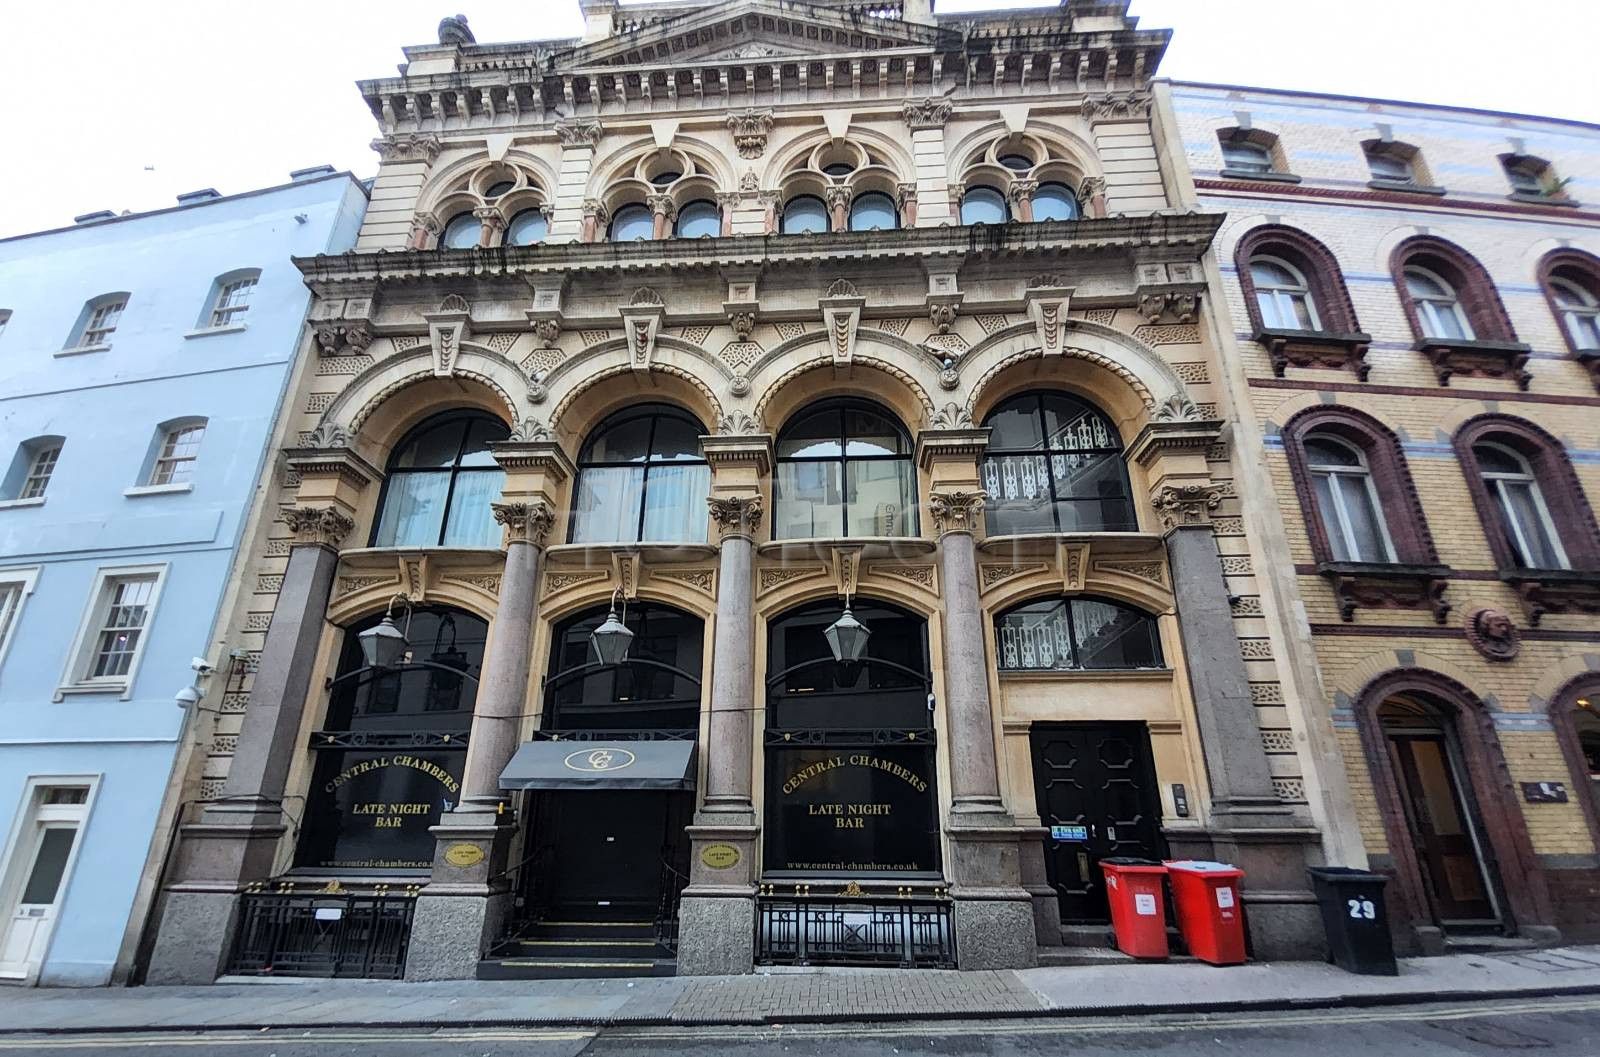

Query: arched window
[
  {"left": 297, "top": 606, "right": 485, "bottom": 870},
  {"left": 1550, "top": 275, "right": 1600, "bottom": 352},
  {"left": 781, "top": 195, "right": 829, "bottom": 234},
  {"left": 1031, "top": 182, "right": 1080, "bottom": 222},
  {"left": 3, "top": 436, "right": 64, "bottom": 501},
  {"left": 1473, "top": 442, "right": 1568, "bottom": 570},
  {"left": 505, "top": 209, "right": 548, "bottom": 247},
  {"left": 848, "top": 192, "right": 898, "bottom": 232},
  {"left": 981, "top": 392, "right": 1135, "bottom": 535},
  {"left": 1304, "top": 434, "right": 1395, "bottom": 563},
  {"left": 544, "top": 601, "right": 703, "bottom": 732},
  {"left": 1404, "top": 266, "right": 1473, "bottom": 341},
  {"left": 674, "top": 200, "right": 721, "bottom": 238},
  {"left": 373, "top": 411, "right": 509, "bottom": 549},
  {"left": 1220, "top": 138, "right": 1274, "bottom": 175},
  {"left": 203, "top": 268, "right": 260, "bottom": 329},
  {"left": 570, "top": 405, "right": 710, "bottom": 544},
  {"left": 995, "top": 596, "right": 1163, "bottom": 672},
  {"left": 609, "top": 203, "right": 655, "bottom": 241},
  {"left": 774, "top": 399, "right": 916, "bottom": 539},
  {"left": 960, "top": 187, "right": 1007, "bottom": 225},
  {"left": 440, "top": 212, "right": 482, "bottom": 250},
  {"left": 1251, "top": 256, "right": 1321, "bottom": 330}
]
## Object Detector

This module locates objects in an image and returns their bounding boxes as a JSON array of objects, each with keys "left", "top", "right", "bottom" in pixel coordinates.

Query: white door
[{"left": 0, "top": 803, "right": 84, "bottom": 980}]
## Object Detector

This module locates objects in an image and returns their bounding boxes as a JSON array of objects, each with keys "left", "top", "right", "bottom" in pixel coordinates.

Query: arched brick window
[
  {"left": 1538, "top": 250, "right": 1600, "bottom": 392},
  {"left": 1235, "top": 226, "right": 1361, "bottom": 335},
  {"left": 1389, "top": 237, "right": 1517, "bottom": 343},
  {"left": 1391, "top": 237, "right": 1528, "bottom": 388},
  {"left": 1282, "top": 406, "right": 1448, "bottom": 621}
]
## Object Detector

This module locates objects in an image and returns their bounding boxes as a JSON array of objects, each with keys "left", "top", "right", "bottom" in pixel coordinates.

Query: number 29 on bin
[{"left": 1347, "top": 897, "right": 1376, "bottom": 919}]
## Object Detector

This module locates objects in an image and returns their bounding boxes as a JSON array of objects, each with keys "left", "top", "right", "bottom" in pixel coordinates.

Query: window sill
[
  {"left": 1366, "top": 179, "right": 1446, "bottom": 196},
  {"left": 0, "top": 497, "right": 45, "bottom": 510},
  {"left": 1415, "top": 338, "right": 1533, "bottom": 389},
  {"left": 184, "top": 323, "right": 248, "bottom": 339},
  {"left": 1316, "top": 561, "right": 1453, "bottom": 624},
  {"left": 998, "top": 667, "right": 1173, "bottom": 682},
  {"left": 53, "top": 681, "right": 132, "bottom": 703},
  {"left": 124, "top": 482, "right": 193, "bottom": 498},
  {"left": 1219, "top": 169, "right": 1302, "bottom": 184},
  {"left": 1508, "top": 191, "right": 1579, "bottom": 208},
  {"left": 1498, "top": 567, "right": 1600, "bottom": 627},
  {"left": 54, "top": 343, "right": 110, "bottom": 358},
  {"left": 1254, "top": 327, "right": 1374, "bottom": 381}
]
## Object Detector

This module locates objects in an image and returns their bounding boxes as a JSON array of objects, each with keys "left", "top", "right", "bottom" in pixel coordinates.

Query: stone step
[{"left": 476, "top": 955, "right": 676, "bottom": 980}]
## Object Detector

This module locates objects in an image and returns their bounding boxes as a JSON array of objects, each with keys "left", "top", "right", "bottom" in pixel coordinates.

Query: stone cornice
[
  {"left": 295, "top": 213, "right": 1223, "bottom": 288},
  {"left": 283, "top": 446, "right": 382, "bottom": 489},
  {"left": 489, "top": 440, "right": 576, "bottom": 481}
]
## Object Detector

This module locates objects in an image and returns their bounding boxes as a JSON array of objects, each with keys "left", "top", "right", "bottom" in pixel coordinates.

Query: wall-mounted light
[
  {"left": 824, "top": 593, "right": 871, "bottom": 664},
  {"left": 589, "top": 589, "right": 634, "bottom": 665},
  {"left": 359, "top": 594, "right": 414, "bottom": 669}
]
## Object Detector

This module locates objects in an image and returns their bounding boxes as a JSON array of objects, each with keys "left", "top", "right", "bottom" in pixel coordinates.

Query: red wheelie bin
[
  {"left": 1100, "top": 858, "right": 1169, "bottom": 959},
  {"left": 1165, "top": 860, "right": 1246, "bottom": 965}
]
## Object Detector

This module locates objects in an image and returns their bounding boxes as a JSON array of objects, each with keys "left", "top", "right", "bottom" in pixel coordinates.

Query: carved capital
[
  {"left": 726, "top": 108, "right": 774, "bottom": 159},
  {"left": 492, "top": 500, "right": 556, "bottom": 546},
  {"left": 283, "top": 506, "right": 355, "bottom": 548},
  {"left": 647, "top": 193, "right": 677, "bottom": 220},
  {"left": 314, "top": 321, "right": 373, "bottom": 357},
  {"left": 902, "top": 97, "right": 954, "bottom": 131},
  {"left": 1080, "top": 92, "right": 1152, "bottom": 123},
  {"left": 371, "top": 134, "right": 443, "bottom": 165},
  {"left": 555, "top": 120, "right": 603, "bottom": 148},
  {"left": 928, "top": 490, "right": 987, "bottom": 537},
  {"left": 707, "top": 494, "right": 763, "bottom": 539},
  {"left": 1006, "top": 179, "right": 1038, "bottom": 206},
  {"left": 1151, "top": 483, "right": 1223, "bottom": 530}
]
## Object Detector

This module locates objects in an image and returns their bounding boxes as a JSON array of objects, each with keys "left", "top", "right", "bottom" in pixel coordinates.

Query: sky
[{"left": 1, "top": 0, "right": 1595, "bottom": 239}]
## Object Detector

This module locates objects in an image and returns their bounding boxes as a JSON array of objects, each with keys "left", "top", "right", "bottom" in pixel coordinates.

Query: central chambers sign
[
  {"left": 296, "top": 751, "right": 465, "bottom": 870},
  {"left": 765, "top": 747, "right": 939, "bottom": 874}
]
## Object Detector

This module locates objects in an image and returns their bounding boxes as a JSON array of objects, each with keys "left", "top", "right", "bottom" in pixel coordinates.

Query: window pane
[
  {"left": 849, "top": 192, "right": 897, "bottom": 232},
  {"left": 1040, "top": 396, "right": 1118, "bottom": 452},
  {"left": 1051, "top": 454, "right": 1137, "bottom": 531},
  {"left": 846, "top": 459, "right": 916, "bottom": 537},
  {"left": 648, "top": 415, "right": 705, "bottom": 462},
  {"left": 1032, "top": 184, "right": 1079, "bottom": 222},
  {"left": 640, "top": 463, "right": 709, "bottom": 542},
  {"left": 374, "top": 472, "right": 450, "bottom": 546},
  {"left": 782, "top": 196, "right": 828, "bottom": 235},
  {"left": 775, "top": 460, "right": 843, "bottom": 539},
  {"left": 1422, "top": 302, "right": 1469, "bottom": 340},
  {"left": 1336, "top": 475, "right": 1390, "bottom": 563},
  {"left": 21, "top": 828, "right": 76, "bottom": 905},
  {"left": 776, "top": 408, "right": 842, "bottom": 459},
  {"left": 611, "top": 204, "right": 655, "bottom": 241},
  {"left": 571, "top": 465, "right": 645, "bottom": 543},
  {"left": 457, "top": 417, "right": 509, "bottom": 468},
  {"left": 586, "top": 415, "right": 654, "bottom": 463},
  {"left": 843, "top": 406, "right": 904, "bottom": 456},
  {"left": 996, "top": 600, "right": 1073, "bottom": 670},
  {"left": 675, "top": 200, "right": 721, "bottom": 238},
  {"left": 1404, "top": 269, "right": 1449, "bottom": 299},
  {"left": 506, "top": 209, "right": 547, "bottom": 246},
  {"left": 1473, "top": 444, "right": 1524, "bottom": 475},
  {"left": 1252, "top": 259, "right": 1300, "bottom": 289},
  {"left": 441, "top": 213, "right": 481, "bottom": 250},
  {"left": 441, "top": 469, "right": 505, "bottom": 547},
  {"left": 1072, "top": 599, "right": 1162, "bottom": 669},
  {"left": 1312, "top": 472, "right": 1351, "bottom": 561},
  {"left": 1368, "top": 152, "right": 1412, "bottom": 181},
  {"left": 1222, "top": 142, "right": 1271, "bottom": 172},
  {"left": 983, "top": 455, "right": 1060, "bottom": 536},
  {"left": 1498, "top": 480, "right": 1565, "bottom": 569},
  {"left": 960, "top": 187, "right": 1007, "bottom": 225},
  {"left": 393, "top": 421, "right": 466, "bottom": 469}
]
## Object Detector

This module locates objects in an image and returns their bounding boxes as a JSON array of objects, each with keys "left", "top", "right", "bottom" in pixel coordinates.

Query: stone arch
[
  {"left": 756, "top": 583, "right": 938, "bottom": 631},
  {"left": 540, "top": 578, "right": 717, "bottom": 627},
  {"left": 544, "top": 337, "right": 727, "bottom": 443},
  {"left": 981, "top": 571, "right": 1175, "bottom": 621},
  {"left": 751, "top": 347, "right": 937, "bottom": 433},
  {"left": 767, "top": 124, "right": 916, "bottom": 188},
  {"left": 418, "top": 148, "right": 559, "bottom": 220},
  {"left": 1543, "top": 670, "right": 1600, "bottom": 854},
  {"left": 326, "top": 578, "right": 501, "bottom": 629},
  {"left": 589, "top": 133, "right": 738, "bottom": 200},
  {"left": 946, "top": 120, "right": 1101, "bottom": 188}
]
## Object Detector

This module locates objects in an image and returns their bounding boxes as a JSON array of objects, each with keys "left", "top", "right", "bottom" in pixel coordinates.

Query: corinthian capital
[
  {"left": 707, "top": 494, "right": 763, "bottom": 539},
  {"left": 928, "top": 490, "right": 987, "bottom": 537},
  {"left": 1151, "top": 483, "right": 1223, "bottom": 530},
  {"left": 283, "top": 506, "right": 355, "bottom": 548},
  {"left": 492, "top": 500, "right": 556, "bottom": 546},
  {"left": 555, "top": 120, "right": 603, "bottom": 148}
]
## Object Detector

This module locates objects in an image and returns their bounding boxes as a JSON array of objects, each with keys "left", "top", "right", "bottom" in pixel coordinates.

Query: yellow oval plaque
[
  {"left": 701, "top": 843, "right": 740, "bottom": 870},
  {"left": 444, "top": 842, "right": 485, "bottom": 868}
]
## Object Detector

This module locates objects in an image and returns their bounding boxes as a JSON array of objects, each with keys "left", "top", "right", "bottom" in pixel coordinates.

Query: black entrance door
[
  {"left": 1030, "top": 722, "right": 1164, "bottom": 923},
  {"left": 530, "top": 791, "right": 691, "bottom": 921}
]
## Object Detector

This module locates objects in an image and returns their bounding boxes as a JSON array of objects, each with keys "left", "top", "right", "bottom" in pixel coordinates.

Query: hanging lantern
[
  {"left": 358, "top": 614, "right": 410, "bottom": 669},
  {"left": 824, "top": 606, "right": 871, "bottom": 664},
  {"left": 589, "top": 604, "right": 634, "bottom": 665}
]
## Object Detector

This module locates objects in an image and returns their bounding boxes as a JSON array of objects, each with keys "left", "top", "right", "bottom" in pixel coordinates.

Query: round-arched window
[
  {"left": 649, "top": 170, "right": 682, "bottom": 187},
  {"left": 1251, "top": 255, "right": 1321, "bottom": 330},
  {"left": 544, "top": 601, "right": 704, "bottom": 732},
  {"left": 782, "top": 195, "right": 829, "bottom": 234},
  {"left": 981, "top": 392, "right": 1135, "bottom": 534},
  {"left": 1474, "top": 441, "right": 1569, "bottom": 571},
  {"left": 1550, "top": 274, "right": 1600, "bottom": 351},
  {"left": 571, "top": 405, "right": 711, "bottom": 545},
  {"left": 610, "top": 203, "right": 655, "bottom": 241},
  {"left": 1304, "top": 434, "right": 1395, "bottom": 563},
  {"left": 849, "top": 192, "right": 898, "bottom": 232},
  {"left": 960, "top": 187, "right": 1008, "bottom": 225},
  {"left": 1031, "top": 183, "right": 1080, "bottom": 222},
  {"left": 675, "top": 199, "right": 721, "bottom": 238},
  {"left": 373, "top": 411, "right": 510, "bottom": 548},
  {"left": 822, "top": 162, "right": 855, "bottom": 178},
  {"left": 484, "top": 181, "right": 515, "bottom": 199},
  {"left": 775, "top": 398, "right": 916, "bottom": 539},
  {"left": 995, "top": 596, "right": 1163, "bottom": 671},
  {"left": 1404, "top": 265, "right": 1474, "bottom": 341},
  {"left": 440, "top": 212, "right": 482, "bottom": 250},
  {"left": 999, "top": 153, "right": 1034, "bottom": 172},
  {"left": 505, "top": 209, "right": 548, "bottom": 247}
]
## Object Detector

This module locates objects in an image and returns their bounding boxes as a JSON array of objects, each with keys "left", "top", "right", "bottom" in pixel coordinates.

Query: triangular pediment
[{"left": 565, "top": 1, "right": 956, "bottom": 69}]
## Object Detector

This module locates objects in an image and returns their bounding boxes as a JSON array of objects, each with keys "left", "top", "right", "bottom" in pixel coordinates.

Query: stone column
[
  {"left": 897, "top": 183, "right": 919, "bottom": 228},
  {"left": 921, "top": 425, "right": 1037, "bottom": 970},
  {"left": 1007, "top": 179, "right": 1037, "bottom": 223},
  {"left": 146, "top": 503, "right": 354, "bottom": 984},
  {"left": 825, "top": 185, "right": 850, "bottom": 232},
  {"left": 676, "top": 432, "right": 770, "bottom": 976}
]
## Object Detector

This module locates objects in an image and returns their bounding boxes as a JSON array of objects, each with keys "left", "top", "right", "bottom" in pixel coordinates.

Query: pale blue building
[{"left": 0, "top": 171, "right": 367, "bottom": 986}]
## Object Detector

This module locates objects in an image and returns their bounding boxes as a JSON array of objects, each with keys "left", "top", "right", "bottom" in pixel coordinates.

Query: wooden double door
[{"left": 1030, "top": 723, "right": 1165, "bottom": 924}]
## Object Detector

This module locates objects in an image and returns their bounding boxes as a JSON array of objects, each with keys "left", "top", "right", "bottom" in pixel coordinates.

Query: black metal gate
[
  {"left": 755, "top": 894, "right": 955, "bottom": 968},
  {"left": 227, "top": 891, "right": 415, "bottom": 979}
]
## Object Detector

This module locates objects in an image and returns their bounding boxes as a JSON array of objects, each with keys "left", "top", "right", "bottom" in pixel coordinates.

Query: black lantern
[
  {"left": 824, "top": 605, "right": 871, "bottom": 664},
  {"left": 358, "top": 596, "right": 413, "bottom": 669},
  {"left": 589, "top": 593, "right": 634, "bottom": 665}
]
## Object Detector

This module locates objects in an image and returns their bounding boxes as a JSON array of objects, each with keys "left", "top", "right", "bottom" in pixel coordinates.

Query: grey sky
[{"left": 2, "top": 1, "right": 1594, "bottom": 239}]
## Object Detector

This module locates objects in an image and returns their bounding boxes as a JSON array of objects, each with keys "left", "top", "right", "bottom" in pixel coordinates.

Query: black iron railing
[
  {"left": 227, "top": 892, "right": 415, "bottom": 979},
  {"left": 655, "top": 854, "right": 688, "bottom": 952},
  {"left": 755, "top": 895, "right": 956, "bottom": 968}
]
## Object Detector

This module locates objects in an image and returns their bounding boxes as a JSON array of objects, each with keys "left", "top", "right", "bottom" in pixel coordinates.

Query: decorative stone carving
[
  {"left": 315, "top": 322, "right": 373, "bottom": 357},
  {"left": 820, "top": 281, "right": 865, "bottom": 366},
  {"left": 1080, "top": 91, "right": 1153, "bottom": 122},
  {"left": 939, "top": 365, "right": 960, "bottom": 391},
  {"left": 509, "top": 416, "right": 553, "bottom": 442},
  {"left": 531, "top": 318, "right": 561, "bottom": 347},
  {"left": 741, "top": 170, "right": 761, "bottom": 193},
  {"left": 825, "top": 278, "right": 859, "bottom": 299},
  {"left": 304, "top": 421, "right": 350, "bottom": 449},
  {"left": 630, "top": 287, "right": 664, "bottom": 306},
  {"left": 708, "top": 495, "right": 763, "bottom": 538},
  {"left": 1023, "top": 282, "right": 1072, "bottom": 356},
  {"left": 437, "top": 13, "right": 475, "bottom": 45},
  {"left": 621, "top": 291, "right": 666, "bottom": 372},
  {"left": 370, "top": 134, "right": 443, "bottom": 164},
  {"left": 283, "top": 506, "right": 354, "bottom": 548},
  {"left": 1151, "top": 483, "right": 1223, "bottom": 529},
  {"left": 555, "top": 120, "right": 603, "bottom": 148},
  {"left": 729, "top": 375, "right": 752, "bottom": 397},
  {"left": 929, "top": 402, "right": 974, "bottom": 429},
  {"left": 1152, "top": 394, "right": 1205, "bottom": 422},
  {"left": 726, "top": 108, "right": 775, "bottom": 159},
  {"left": 928, "top": 298, "right": 960, "bottom": 335},
  {"left": 1466, "top": 606, "right": 1522, "bottom": 662},
  {"left": 727, "top": 309, "right": 757, "bottom": 340},
  {"left": 492, "top": 500, "right": 555, "bottom": 546},
  {"left": 928, "top": 490, "right": 987, "bottom": 537},
  {"left": 1137, "top": 289, "right": 1203, "bottom": 325},
  {"left": 903, "top": 97, "right": 954, "bottom": 131},
  {"left": 715, "top": 410, "right": 763, "bottom": 435}
]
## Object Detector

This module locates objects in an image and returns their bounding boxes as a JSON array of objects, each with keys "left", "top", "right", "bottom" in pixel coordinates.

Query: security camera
[
  {"left": 174, "top": 685, "right": 202, "bottom": 708},
  {"left": 190, "top": 657, "right": 215, "bottom": 674}
]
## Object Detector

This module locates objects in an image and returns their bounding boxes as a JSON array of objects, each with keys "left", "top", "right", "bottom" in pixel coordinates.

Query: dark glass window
[
  {"left": 981, "top": 392, "right": 1135, "bottom": 534},
  {"left": 506, "top": 209, "right": 548, "bottom": 246},
  {"left": 610, "top": 203, "right": 655, "bottom": 241},
  {"left": 849, "top": 192, "right": 898, "bottom": 232},
  {"left": 440, "top": 212, "right": 481, "bottom": 250},
  {"left": 999, "top": 153, "right": 1034, "bottom": 172},
  {"left": 675, "top": 199, "right": 721, "bottom": 238},
  {"left": 1032, "top": 183, "right": 1080, "bottom": 222},
  {"left": 960, "top": 187, "right": 1007, "bottom": 225},
  {"left": 782, "top": 195, "right": 829, "bottom": 234},
  {"left": 995, "top": 597, "right": 1163, "bottom": 672},
  {"left": 373, "top": 412, "right": 509, "bottom": 548},
  {"left": 571, "top": 405, "right": 710, "bottom": 544},
  {"left": 544, "top": 602, "right": 703, "bottom": 732},
  {"left": 774, "top": 399, "right": 917, "bottom": 539}
]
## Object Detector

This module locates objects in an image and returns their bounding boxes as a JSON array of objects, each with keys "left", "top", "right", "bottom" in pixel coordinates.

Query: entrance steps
[
  {"left": 478, "top": 919, "right": 676, "bottom": 980},
  {"left": 1443, "top": 932, "right": 1543, "bottom": 955}
]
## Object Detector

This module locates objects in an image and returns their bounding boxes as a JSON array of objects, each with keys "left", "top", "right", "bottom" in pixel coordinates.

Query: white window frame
[
  {"left": 1306, "top": 437, "right": 1397, "bottom": 564},
  {"left": 55, "top": 564, "right": 168, "bottom": 701},
  {"left": 75, "top": 298, "right": 126, "bottom": 350},
  {"left": 1251, "top": 255, "right": 1322, "bottom": 330},
  {"left": 1477, "top": 443, "right": 1571, "bottom": 571},
  {"left": 1405, "top": 266, "right": 1475, "bottom": 341},
  {"left": 0, "top": 774, "right": 100, "bottom": 985},
  {"left": 1550, "top": 276, "right": 1600, "bottom": 351},
  {"left": 1367, "top": 147, "right": 1415, "bottom": 183},
  {"left": 0, "top": 567, "right": 41, "bottom": 684},
  {"left": 208, "top": 277, "right": 256, "bottom": 329},
  {"left": 19, "top": 443, "right": 61, "bottom": 501},
  {"left": 148, "top": 423, "right": 205, "bottom": 487},
  {"left": 1221, "top": 139, "right": 1274, "bottom": 174}
]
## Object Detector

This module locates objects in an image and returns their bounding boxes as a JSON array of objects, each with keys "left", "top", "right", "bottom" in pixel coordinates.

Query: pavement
[{"left": 3, "top": 945, "right": 1600, "bottom": 1034}]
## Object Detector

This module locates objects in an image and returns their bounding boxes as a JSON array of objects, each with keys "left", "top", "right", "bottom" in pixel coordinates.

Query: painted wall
[{"left": 0, "top": 173, "right": 367, "bottom": 985}]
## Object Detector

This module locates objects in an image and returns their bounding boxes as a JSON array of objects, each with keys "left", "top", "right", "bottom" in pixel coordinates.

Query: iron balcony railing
[
  {"left": 755, "top": 893, "right": 956, "bottom": 969},
  {"left": 227, "top": 891, "right": 415, "bottom": 979}
]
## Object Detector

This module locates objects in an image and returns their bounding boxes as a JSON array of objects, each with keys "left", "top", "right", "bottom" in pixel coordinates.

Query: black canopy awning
[{"left": 498, "top": 739, "right": 697, "bottom": 791}]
